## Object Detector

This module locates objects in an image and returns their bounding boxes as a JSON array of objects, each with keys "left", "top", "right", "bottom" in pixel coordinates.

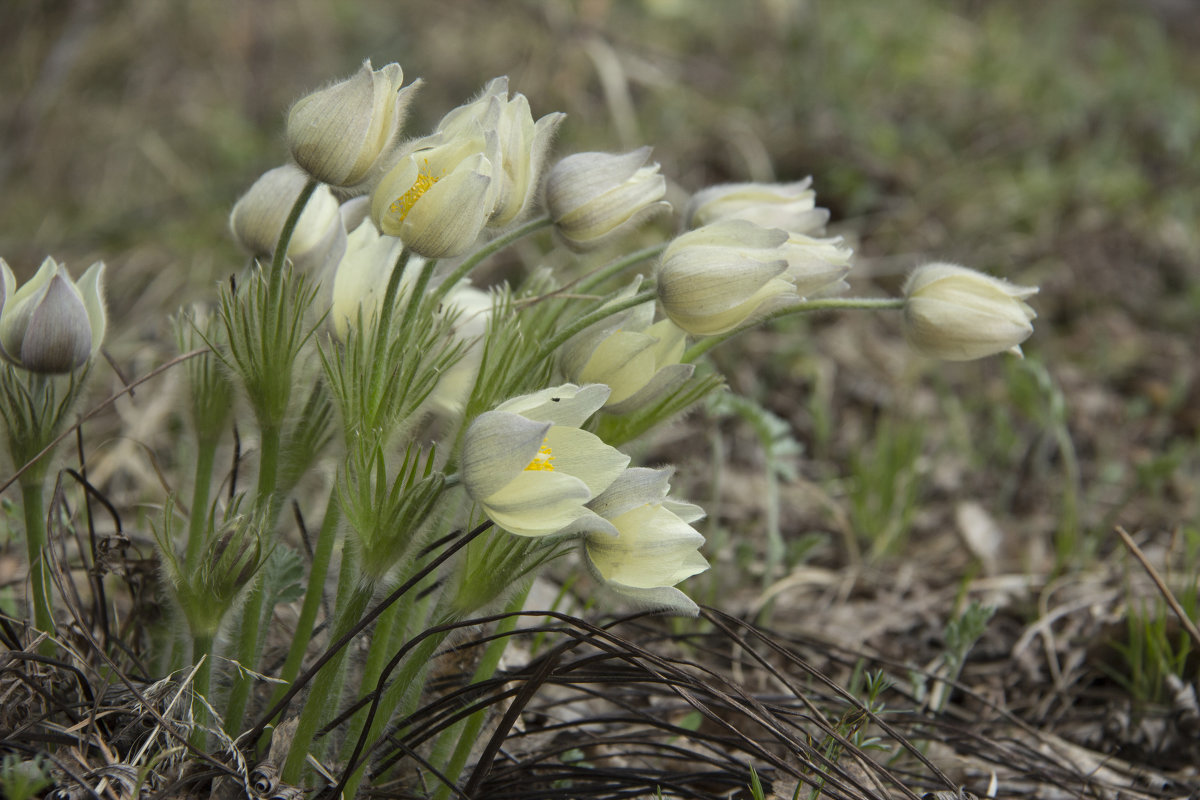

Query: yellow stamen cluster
[
  {"left": 388, "top": 161, "right": 440, "bottom": 221},
  {"left": 525, "top": 442, "right": 555, "bottom": 472}
]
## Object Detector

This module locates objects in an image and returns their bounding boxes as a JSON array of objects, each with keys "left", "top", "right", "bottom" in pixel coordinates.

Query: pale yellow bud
[
  {"left": 287, "top": 60, "right": 420, "bottom": 189},
  {"left": 229, "top": 164, "right": 344, "bottom": 273},
  {"left": 903, "top": 263, "right": 1038, "bottom": 360},
  {"left": 686, "top": 178, "right": 830, "bottom": 235},
  {"left": 0, "top": 257, "right": 106, "bottom": 374},
  {"left": 544, "top": 147, "right": 669, "bottom": 250},
  {"left": 328, "top": 221, "right": 412, "bottom": 340}
]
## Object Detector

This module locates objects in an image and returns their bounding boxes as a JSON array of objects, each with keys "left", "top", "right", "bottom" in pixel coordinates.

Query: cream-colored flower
[
  {"left": 544, "top": 147, "right": 669, "bottom": 250},
  {"left": 780, "top": 231, "right": 853, "bottom": 298},
  {"left": 427, "top": 283, "right": 492, "bottom": 415},
  {"left": 437, "top": 76, "right": 565, "bottom": 229},
  {"left": 287, "top": 60, "right": 420, "bottom": 189},
  {"left": 0, "top": 257, "right": 106, "bottom": 374},
  {"left": 229, "top": 164, "right": 344, "bottom": 273},
  {"left": 370, "top": 127, "right": 501, "bottom": 258},
  {"left": 584, "top": 467, "right": 708, "bottom": 615},
  {"left": 462, "top": 384, "right": 629, "bottom": 537},
  {"left": 685, "top": 178, "right": 829, "bottom": 235},
  {"left": 328, "top": 220, "right": 416, "bottom": 340},
  {"left": 903, "top": 263, "right": 1038, "bottom": 360},
  {"left": 561, "top": 282, "right": 692, "bottom": 414}
]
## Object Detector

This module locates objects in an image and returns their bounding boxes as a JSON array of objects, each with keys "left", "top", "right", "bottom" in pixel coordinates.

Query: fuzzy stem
[
  {"left": 576, "top": 242, "right": 666, "bottom": 294},
  {"left": 265, "top": 492, "right": 342, "bottom": 711},
  {"left": 183, "top": 438, "right": 218, "bottom": 572},
  {"left": 268, "top": 177, "right": 320, "bottom": 300},
  {"left": 536, "top": 287, "right": 657, "bottom": 361},
  {"left": 337, "top": 587, "right": 410, "bottom": 765},
  {"left": 189, "top": 634, "right": 214, "bottom": 748},
  {"left": 682, "top": 296, "right": 906, "bottom": 363},
  {"left": 20, "top": 476, "right": 54, "bottom": 640},
  {"left": 428, "top": 215, "right": 553, "bottom": 310},
  {"left": 281, "top": 581, "right": 376, "bottom": 783}
]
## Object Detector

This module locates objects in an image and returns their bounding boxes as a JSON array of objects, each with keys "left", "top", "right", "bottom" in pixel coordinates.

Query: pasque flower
[
  {"left": 328, "top": 220, "right": 413, "bottom": 340},
  {"left": 544, "top": 147, "right": 669, "bottom": 250},
  {"left": 561, "top": 282, "right": 692, "bottom": 414},
  {"left": 371, "top": 125, "right": 501, "bottom": 258},
  {"left": 462, "top": 384, "right": 630, "bottom": 537},
  {"left": 230, "top": 164, "right": 344, "bottom": 273},
  {"left": 657, "top": 219, "right": 852, "bottom": 336},
  {"left": 584, "top": 467, "right": 709, "bottom": 615},
  {"left": 287, "top": 60, "right": 420, "bottom": 189},
  {"left": 0, "top": 257, "right": 106, "bottom": 374},
  {"left": 903, "top": 263, "right": 1038, "bottom": 360},
  {"left": 427, "top": 283, "right": 492, "bottom": 415},
  {"left": 436, "top": 76, "right": 565, "bottom": 229},
  {"left": 685, "top": 177, "right": 829, "bottom": 235}
]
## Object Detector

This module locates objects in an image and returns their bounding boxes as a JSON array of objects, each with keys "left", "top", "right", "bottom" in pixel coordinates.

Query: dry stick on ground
[{"left": 1115, "top": 525, "right": 1200, "bottom": 650}]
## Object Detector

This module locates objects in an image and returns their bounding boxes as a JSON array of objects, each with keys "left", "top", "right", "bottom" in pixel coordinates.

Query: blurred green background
[{"left": 2, "top": 0, "right": 1198, "bottom": 571}]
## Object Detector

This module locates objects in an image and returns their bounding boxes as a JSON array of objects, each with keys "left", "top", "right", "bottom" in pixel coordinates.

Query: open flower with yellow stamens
[
  {"left": 370, "top": 125, "right": 501, "bottom": 258},
  {"left": 462, "top": 384, "right": 630, "bottom": 537},
  {"left": 583, "top": 467, "right": 709, "bottom": 615}
]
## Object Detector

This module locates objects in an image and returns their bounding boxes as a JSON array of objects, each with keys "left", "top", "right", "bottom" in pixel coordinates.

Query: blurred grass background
[{"left": 2, "top": 0, "right": 1198, "bottom": 573}]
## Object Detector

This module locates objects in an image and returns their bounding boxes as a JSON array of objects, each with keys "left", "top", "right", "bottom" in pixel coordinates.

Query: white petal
[
  {"left": 462, "top": 411, "right": 550, "bottom": 501},
  {"left": 496, "top": 383, "right": 610, "bottom": 427}
]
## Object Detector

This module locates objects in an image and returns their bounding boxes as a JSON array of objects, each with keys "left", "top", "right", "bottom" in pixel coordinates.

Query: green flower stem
[
  {"left": 575, "top": 242, "right": 667, "bottom": 294},
  {"left": 183, "top": 437, "right": 218, "bottom": 572},
  {"left": 536, "top": 288, "right": 658, "bottom": 362},
  {"left": 268, "top": 177, "right": 320, "bottom": 301},
  {"left": 683, "top": 296, "right": 906, "bottom": 363},
  {"left": 281, "top": 581, "right": 376, "bottom": 783},
  {"left": 430, "top": 585, "right": 531, "bottom": 800},
  {"left": 399, "top": 257, "right": 438, "bottom": 334},
  {"left": 428, "top": 215, "right": 553, "bottom": 311},
  {"left": 189, "top": 633, "right": 214, "bottom": 748},
  {"left": 20, "top": 475, "right": 54, "bottom": 639},
  {"left": 223, "top": 421, "right": 284, "bottom": 735},
  {"left": 337, "top": 588, "right": 410, "bottom": 765},
  {"left": 264, "top": 491, "right": 342, "bottom": 712},
  {"left": 339, "top": 631, "right": 448, "bottom": 800}
]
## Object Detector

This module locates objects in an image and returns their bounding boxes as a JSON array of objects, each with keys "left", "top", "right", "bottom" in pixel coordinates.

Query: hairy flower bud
[
  {"left": 902, "top": 263, "right": 1038, "bottom": 360},
  {"left": 287, "top": 60, "right": 420, "bottom": 189},
  {"left": 229, "top": 164, "right": 344, "bottom": 273},
  {"left": 328, "top": 220, "right": 413, "bottom": 340},
  {"left": 685, "top": 178, "right": 830, "bottom": 235},
  {"left": 544, "top": 147, "right": 669, "bottom": 250},
  {"left": 0, "top": 257, "right": 106, "bottom": 374}
]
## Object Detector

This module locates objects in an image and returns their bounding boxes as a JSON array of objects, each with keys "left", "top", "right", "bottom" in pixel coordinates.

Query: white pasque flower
[
  {"left": 427, "top": 282, "right": 493, "bottom": 415},
  {"left": 436, "top": 76, "right": 565, "bottom": 229},
  {"left": 287, "top": 60, "right": 420, "bottom": 189},
  {"left": 371, "top": 125, "right": 501, "bottom": 258},
  {"left": 685, "top": 177, "right": 830, "bottom": 235},
  {"left": 560, "top": 280, "right": 693, "bottom": 414},
  {"left": 544, "top": 147, "right": 669, "bottom": 250},
  {"left": 0, "top": 257, "right": 106, "bottom": 374},
  {"left": 584, "top": 467, "right": 709, "bottom": 615},
  {"left": 657, "top": 219, "right": 852, "bottom": 336},
  {"left": 462, "top": 384, "right": 630, "bottom": 537},
  {"left": 229, "top": 163, "right": 344, "bottom": 273},
  {"left": 903, "top": 262, "right": 1038, "bottom": 360},
  {"left": 328, "top": 220, "right": 417, "bottom": 340}
]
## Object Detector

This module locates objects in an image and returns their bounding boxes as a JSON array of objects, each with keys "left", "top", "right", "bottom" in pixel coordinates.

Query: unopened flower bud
[
  {"left": 544, "top": 147, "right": 669, "bottom": 250},
  {"left": 287, "top": 60, "right": 420, "bottom": 189},
  {"left": 686, "top": 178, "right": 830, "bottom": 235},
  {"left": 903, "top": 263, "right": 1038, "bottom": 360},
  {"left": 329, "top": 220, "right": 413, "bottom": 340},
  {"left": 230, "top": 164, "right": 344, "bottom": 273},
  {"left": 0, "top": 257, "right": 106, "bottom": 374}
]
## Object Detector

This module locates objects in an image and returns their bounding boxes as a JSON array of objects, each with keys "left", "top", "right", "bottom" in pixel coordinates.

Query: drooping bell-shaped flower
[
  {"left": 544, "top": 147, "right": 669, "bottom": 250},
  {"left": 462, "top": 384, "right": 629, "bottom": 537},
  {"left": 229, "top": 164, "right": 344, "bottom": 273},
  {"left": 903, "top": 263, "right": 1038, "bottom": 360},
  {"left": 583, "top": 467, "right": 709, "bottom": 615},
  {"left": 0, "top": 257, "right": 106, "bottom": 374},
  {"left": 287, "top": 60, "right": 420, "bottom": 190},
  {"left": 560, "top": 281, "right": 693, "bottom": 414},
  {"left": 685, "top": 177, "right": 830, "bottom": 235}
]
